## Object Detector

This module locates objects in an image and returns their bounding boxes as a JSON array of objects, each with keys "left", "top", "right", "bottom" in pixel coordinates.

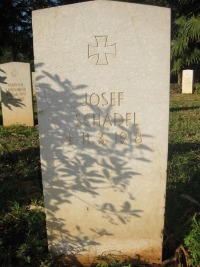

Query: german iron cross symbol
[{"left": 88, "top": 36, "right": 116, "bottom": 65}]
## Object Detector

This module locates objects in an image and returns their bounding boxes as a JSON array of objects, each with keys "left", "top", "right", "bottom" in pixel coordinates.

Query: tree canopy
[
  {"left": 0, "top": 0, "right": 89, "bottom": 64},
  {"left": 0, "top": 0, "right": 199, "bottom": 81},
  {"left": 171, "top": 0, "right": 200, "bottom": 83}
]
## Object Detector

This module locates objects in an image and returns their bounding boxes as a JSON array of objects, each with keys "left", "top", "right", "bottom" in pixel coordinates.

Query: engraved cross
[
  {"left": 11, "top": 69, "right": 18, "bottom": 77},
  {"left": 88, "top": 36, "right": 116, "bottom": 65}
]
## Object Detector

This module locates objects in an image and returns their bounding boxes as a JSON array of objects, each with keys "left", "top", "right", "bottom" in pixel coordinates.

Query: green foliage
[
  {"left": 171, "top": 1, "right": 200, "bottom": 76},
  {"left": 0, "top": 203, "right": 51, "bottom": 267},
  {"left": 164, "top": 92, "right": 200, "bottom": 260},
  {"left": 96, "top": 262, "right": 131, "bottom": 267},
  {"left": 0, "top": 124, "right": 51, "bottom": 266},
  {"left": 178, "top": 0, "right": 198, "bottom": 5},
  {"left": 0, "top": 125, "right": 41, "bottom": 217},
  {"left": 184, "top": 15, "right": 200, "bottom": 42},
  {"left": 96, "top": 253, "right": 131, "bottom": 267},
  {"left": 194, "top": 82, "right": 200, "bottom": 95},
  {"left": 0, "top": 0, "right": 58, "bottom": 63},
  {"left": 0, "top": 0, "right": 92, "bottom": 63},
  {"left": 184, "top": 214, "right": 200, "bottom": 266}
]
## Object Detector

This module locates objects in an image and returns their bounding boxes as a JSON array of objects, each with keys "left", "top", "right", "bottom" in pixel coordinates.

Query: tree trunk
[{"left": 177, "top": 71, "right": 182, "bottom": 85}]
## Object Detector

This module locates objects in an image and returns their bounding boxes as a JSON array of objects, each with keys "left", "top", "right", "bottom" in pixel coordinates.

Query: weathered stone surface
[
  {"left": 0, "top": 62, "right": 34, "bottom": 126},
  {"left": 182, "top": 69, "right": 194, "bottom": 94},
  {"left": 32, "top": 1, "right": 170, "bottom": 264}
]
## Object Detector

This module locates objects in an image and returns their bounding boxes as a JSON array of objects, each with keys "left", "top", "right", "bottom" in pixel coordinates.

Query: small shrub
[
  {"left": 96, "top": 252, "right": 132, "bottom": 267},
  {"left": 0, "top": 202, "right": 50, "bottom": 267},
  {"left": 184, "top": 214, "right": 200, "bottom": 267},
  {"left": 194, "top": 82, "right": 200, "bottom": 95}
]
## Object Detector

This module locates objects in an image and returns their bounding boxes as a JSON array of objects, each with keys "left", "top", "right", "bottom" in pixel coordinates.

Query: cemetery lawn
[{"left": 0, "top": 92, "right": 199, "bottom": 266}]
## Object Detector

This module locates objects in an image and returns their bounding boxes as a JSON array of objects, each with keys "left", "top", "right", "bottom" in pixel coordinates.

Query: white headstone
[
  {"left": 182, "top": 69, "right": 194, "bottom": 94},
  {"left": 32, "top": 72, "right": 36, "bottom": 96},
  {"left": 0, "top": 62, "right": 34, "bottom": 126},
  {"left": 0, "top": 67, "right": 8, "bottom": 102},
  {"left": 33, "top": 1, "right": 170, "bottom": 264}
]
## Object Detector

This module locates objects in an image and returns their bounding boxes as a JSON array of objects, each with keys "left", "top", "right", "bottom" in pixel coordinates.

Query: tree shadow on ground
[
  {"left": 170, "top": 106, "right": 200, "bottom": 112},
  {"left": 163, "top": 142, "right": 200, "bottom": 259},
  {"left": 0, "top": 146, "right": 42, "bottom": 210}
]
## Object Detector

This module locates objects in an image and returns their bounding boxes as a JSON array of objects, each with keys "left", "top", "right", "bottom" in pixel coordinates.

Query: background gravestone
[
  {"left": 182, "top": 69, "right": 194, "bottom": 94},
  {"left": 32, "top": 72, "right": 36, "bottom": 96},
  {"left": 33, "top": 1, "right": 170, "bottom": 264},
  {"left": 0, "top": 62, "right": 34, "bottom": 126}
]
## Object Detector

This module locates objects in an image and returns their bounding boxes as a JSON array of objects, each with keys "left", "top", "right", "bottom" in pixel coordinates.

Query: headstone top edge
[
  {"left": 0, "top": 61, "right": 30, "bottom": 66},
  {"left": 32, "top": 0, "right": 171, "bottom": 15}
]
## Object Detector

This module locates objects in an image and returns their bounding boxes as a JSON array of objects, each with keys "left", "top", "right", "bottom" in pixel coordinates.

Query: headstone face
[
  {"left": 182, "top": 69, "right": 194, "bottom": 94},
  {"left": 0, "top": 62, "right": 34, "bottom": 126},
  {"left": 32, "top": 1, "right": 170, "bottom": 264}
]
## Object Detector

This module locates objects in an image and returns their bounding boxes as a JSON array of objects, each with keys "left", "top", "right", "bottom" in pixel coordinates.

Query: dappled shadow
[
  {"left": 35, "top": 63, "right": 154, "bottom": 255},
  {"left": 0, "top": 68, "right": 6, "bottom": 74},
  {"left": 0, "top": 69, "right": 26, "bottom": 110},
  {"left": 0, "top": 76, "right": 7, "bottom": 84},
  {"left": 1, "top": 90, "right": 26, "bottom": 110}
]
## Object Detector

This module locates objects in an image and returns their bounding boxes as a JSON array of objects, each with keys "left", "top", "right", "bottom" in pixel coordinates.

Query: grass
[
  {"left": 184, "top": 214, "right": 200, "bottom": 266},
  {"left": 0, "top": 125, "right": 42, "bottom": 212},
  {"left": 164, "top": 92, "right": 200, "bottom": 263},
  {"left": 0, "top": 90, "right": 199, "bottom": 266}
]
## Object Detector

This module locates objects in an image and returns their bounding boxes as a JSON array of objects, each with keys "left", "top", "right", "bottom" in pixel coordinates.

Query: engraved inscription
[
  {"left": 7, "top": 83, "right": 26, "bottom": 101},
  {"left": 75, "top": 112, "right": 135, "bottom": 127},
  {"left": 65, "top": 131, "right": 143, "bottom": 146},
  {"left": 82, "top": 92, "right": 124, "bottom": 106},
  {"left": 82, "top": 132, "right": 90, "bottom": 145},
  {"left": 88, "top": 36, "right": 116, "bottom": 65},
  {"left": 98, "top": 132, "right": 107, "bottom": 145},
  {"left": 135, "top": 132, "right": 142, "bottom": 144},
  {"left": 66, "top": 90, "right": 143, "bottom": 147}
]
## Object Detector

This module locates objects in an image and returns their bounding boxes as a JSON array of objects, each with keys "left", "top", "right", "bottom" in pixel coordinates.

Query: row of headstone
[
  {"left": 0, "top": 62, "right": 35, "bottom": 126},
  {"left": 0, "top": 66, "right": 194, "bottom": 128},
  {"left": 33, "top": 1, "right": 170, "bottom": 265}
]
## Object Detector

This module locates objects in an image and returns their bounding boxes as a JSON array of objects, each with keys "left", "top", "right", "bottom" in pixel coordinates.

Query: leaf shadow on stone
[
  {"left": 1, "top": 90, "right": 26, "bottom": 110},
  {"left": 35, "top": 63, "right": 154, "bottom": 255},
  {"left": 0, "top": 71, "right": 26, "bottom": 111},
  {"left": 0, "top": 76, "right": 7, "bottom": 84}
]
